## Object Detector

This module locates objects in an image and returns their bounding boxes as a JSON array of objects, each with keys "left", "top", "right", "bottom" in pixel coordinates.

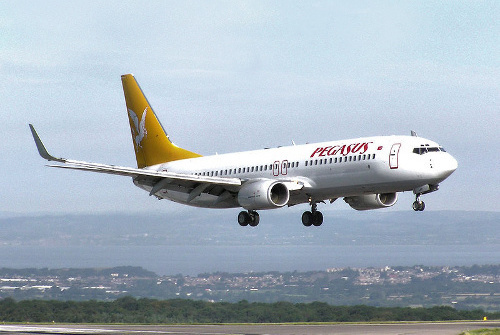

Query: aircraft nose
[{"left": 440, "top": 153, "right": 458, "bottom": 178}]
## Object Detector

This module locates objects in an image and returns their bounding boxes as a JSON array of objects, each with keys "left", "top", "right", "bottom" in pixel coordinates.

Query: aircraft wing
[{"left": 29, "top": 125, "right": 242, "bottom": 192}]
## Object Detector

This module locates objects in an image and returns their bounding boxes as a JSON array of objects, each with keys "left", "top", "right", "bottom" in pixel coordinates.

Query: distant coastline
[{"left": 0, "top": 210, "right": 498, "bottom": 275}]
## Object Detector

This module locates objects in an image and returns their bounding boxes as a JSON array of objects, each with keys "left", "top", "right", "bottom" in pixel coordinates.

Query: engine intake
[
  {"left": 344, "top": 193, "right": 398, "bottom": 211},
  {"left": 238, "top": 180, "right": 290, "bottom": 210}
]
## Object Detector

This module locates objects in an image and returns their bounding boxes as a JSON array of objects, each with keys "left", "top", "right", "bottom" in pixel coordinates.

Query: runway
[{"left": 0, "top": 322, "right": 498, "bottom": 335}]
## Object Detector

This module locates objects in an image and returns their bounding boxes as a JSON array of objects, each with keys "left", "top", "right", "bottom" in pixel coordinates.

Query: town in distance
[{"left": 0, "top": 264, "right": 498, "bottom": 312}]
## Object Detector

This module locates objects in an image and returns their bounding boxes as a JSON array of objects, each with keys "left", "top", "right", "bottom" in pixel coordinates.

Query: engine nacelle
[
  {"left": 344, "top": 193, "right": 398, "bottom": 211},
  {"left": 237, "top": 180, "right": 290, "bottom": 210}
]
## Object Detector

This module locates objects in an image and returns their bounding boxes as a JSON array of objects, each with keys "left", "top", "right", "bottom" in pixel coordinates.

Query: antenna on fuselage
[{"left": 411, "top": 130, "right": 418, "bottom": 137}]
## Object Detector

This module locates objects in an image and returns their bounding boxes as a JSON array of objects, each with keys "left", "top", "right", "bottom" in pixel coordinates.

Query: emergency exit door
[{"left": 389, "top": 143, "right": 401, "bottom": 169}]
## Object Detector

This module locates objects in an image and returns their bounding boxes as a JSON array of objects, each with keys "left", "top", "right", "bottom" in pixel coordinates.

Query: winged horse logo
[{"left": 128, "top": 107, "right": 148, "bottom": 148}]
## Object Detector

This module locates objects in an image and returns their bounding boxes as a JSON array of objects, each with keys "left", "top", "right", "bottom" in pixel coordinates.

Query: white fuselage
[{"left": 135, "top": 135, "right": 457, "bottom": 209}]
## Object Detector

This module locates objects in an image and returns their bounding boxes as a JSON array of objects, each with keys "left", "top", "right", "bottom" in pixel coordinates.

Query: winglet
[{"left": 29, "top": 124, "right": 66, "bottom": 162}]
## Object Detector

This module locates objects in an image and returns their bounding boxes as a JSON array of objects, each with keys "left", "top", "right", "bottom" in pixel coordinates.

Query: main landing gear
[
  {"left": 302, "top": 202, "right": 323, "bottom": 227},
  {"left": 238, "top": 210, "right": 260, "bottom": 227},
  {"left": 412, "top": 194, "right": 426, "bottom": 211}
]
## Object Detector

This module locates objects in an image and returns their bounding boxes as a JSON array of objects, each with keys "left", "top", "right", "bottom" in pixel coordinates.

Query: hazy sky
[{"left": 1, "top": 1, "right": 498, "bottom": 216}]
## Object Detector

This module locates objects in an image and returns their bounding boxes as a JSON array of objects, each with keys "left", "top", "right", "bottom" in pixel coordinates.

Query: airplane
[{"left": 30, "top": 74, "right": 458, "bottom": 227}]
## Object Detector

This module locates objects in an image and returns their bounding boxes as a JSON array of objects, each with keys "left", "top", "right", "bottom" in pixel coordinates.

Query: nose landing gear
[
  {"left": 412, "top": 184, "right": 439, "bottom": 212},
  {"left": 238, "top": 210, "right": 260, "bottom": 227},
  {"left": 412, "top": 194, "right": 425, "bottom": 211},
  {"left": 302, "top": 202, "right": 323, "bottom": 226}
]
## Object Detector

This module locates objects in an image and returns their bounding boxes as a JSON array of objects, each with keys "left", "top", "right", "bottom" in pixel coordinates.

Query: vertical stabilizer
[{"left": 121, "top": 74, "right": 201, "bottom": 168}]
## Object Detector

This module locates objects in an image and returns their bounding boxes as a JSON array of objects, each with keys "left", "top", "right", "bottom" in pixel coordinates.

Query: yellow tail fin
[{"left": 121, "top": 74, "right": 202, "bottom": 168}]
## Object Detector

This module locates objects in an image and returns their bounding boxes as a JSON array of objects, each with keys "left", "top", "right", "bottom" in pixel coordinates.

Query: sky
[{"left": 0, "top": 0, "right": 498, "bottom": 216}]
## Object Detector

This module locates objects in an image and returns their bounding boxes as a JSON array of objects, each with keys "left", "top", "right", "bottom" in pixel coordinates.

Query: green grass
[{"left": 460, "top": 329, "right": 500, "bottom": 335}]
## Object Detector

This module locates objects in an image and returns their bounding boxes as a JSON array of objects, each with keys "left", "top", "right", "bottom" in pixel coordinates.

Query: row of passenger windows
[
  {"left": 193, "top": 154, "right": 376, "bottom": 178},
  {"left": 194, "top": 162, "right": 301, "bottom": 177},
  {"left": 305, "top": 153, "right": 376, "bottom": 166}
]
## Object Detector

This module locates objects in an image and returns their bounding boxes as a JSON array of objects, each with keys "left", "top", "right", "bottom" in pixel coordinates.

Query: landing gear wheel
[
  {"left": 303, "top": 200, "right": 325, "bottom": 227},
  {"left": 302, "top": 211, "right": 313, "bottom": 227},
  {"left": 249, "top": 211, "right": 260, "bottom": 227},
  {"left": 412, "top": 201, "right": 425, "bottom": 211},
  {"left": 312, "top": 211, "right": 323, "bottom": 226},
  {"left": 302, "top": 206, "right": 323, "bottom": 227},
  {"left": 238, "top": 211, "right": 250, "bottom": 226},
  {"left": 238, "top": 211, "right": 260, "bottom": 227},
  {"left": 412, "top": 194, "right": 426, "bottom": 212}
]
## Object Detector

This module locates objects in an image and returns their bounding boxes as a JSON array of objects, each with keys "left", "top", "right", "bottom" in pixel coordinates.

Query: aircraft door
[
  {"left": 273, "top": 161, "right": 280, "bottom": 176},
  {"left": 281, "top": 160, "right": 288, "bottom": 176},
  {"left": 389, "top": 143, "right": 401, "bottom": 169}
]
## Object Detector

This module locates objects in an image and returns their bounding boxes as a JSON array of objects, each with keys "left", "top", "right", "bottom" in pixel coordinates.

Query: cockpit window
[
  {"left": 413, "top": 148, "right": 426, "bottom": 154},
  {"left": 413, "top": 146, "right": 446, "bottom": 154}
]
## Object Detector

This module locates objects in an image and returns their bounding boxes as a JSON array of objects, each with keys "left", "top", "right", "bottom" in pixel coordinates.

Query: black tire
[
  {"left": 238, "top": 211, "right": 250, "bottom": 226},
  {"left": 249, "top": 213, "right": 260, "bottom": 227},
  {"left": 413, "top": 201, "right": 425, "bottom": 211},
  {"left": 302, "top": 211, "right": 313, "bottom": 226},
  {"left": 312, "top": 211, "right": 323, "bottom": 226}
]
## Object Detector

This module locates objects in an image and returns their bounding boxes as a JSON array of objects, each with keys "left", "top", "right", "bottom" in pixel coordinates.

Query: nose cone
[{"left": 439, "top": 153, "right": 458, "bottom": 179}]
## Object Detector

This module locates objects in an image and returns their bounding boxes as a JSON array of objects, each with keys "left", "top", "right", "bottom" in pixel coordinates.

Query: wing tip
[{"left": 29, "top": 124, "right": 65, "bottom": 162}]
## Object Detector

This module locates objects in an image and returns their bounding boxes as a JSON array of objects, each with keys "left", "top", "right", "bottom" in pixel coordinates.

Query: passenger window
[
  {"left": 305, "top": 161, "right": 308, "bottom": 167},
  {"left": 372, "top": 154, "right": 376, "bottom": 159},
  {"left": 353, "top": 156, "right": 356, "bottom": 161},
  {"left": 296, "top": 162, "right": 299, "bottom": 167}
]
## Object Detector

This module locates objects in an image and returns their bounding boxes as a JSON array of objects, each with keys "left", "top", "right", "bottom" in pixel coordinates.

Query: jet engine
[
  {"left": 344, "top": 193, "right": 398, "bottom": 210},
  {"left": 237, "top": 180, "right": 289, "bottom": 210}
]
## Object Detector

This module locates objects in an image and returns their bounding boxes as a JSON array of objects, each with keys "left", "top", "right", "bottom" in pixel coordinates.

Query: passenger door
[{"left": 389, "top": 143, "right": 401, "bottom": 169}]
